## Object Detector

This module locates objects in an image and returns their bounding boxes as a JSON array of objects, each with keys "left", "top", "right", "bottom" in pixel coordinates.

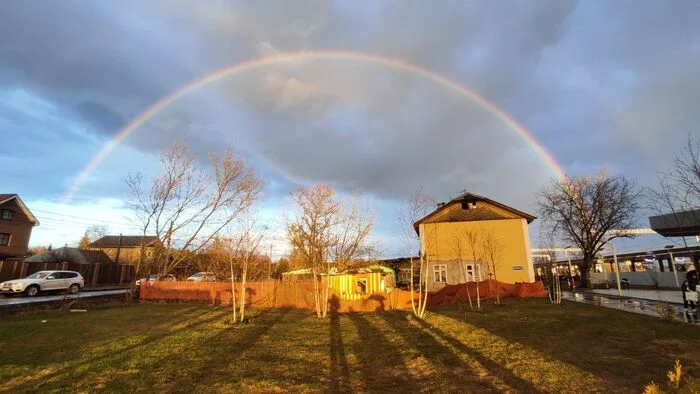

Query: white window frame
[
  {"left": 465, "top": 264, "right": 475, "bottom": 282},
  {"left": 398, "top": 268, "right": 410, "bottom": 282},
  {"left": 433, "top": 264, "right": 447, "bottom": 283},
  {"left": 1, "top": 209, "right": 14, "bottom": 221}
]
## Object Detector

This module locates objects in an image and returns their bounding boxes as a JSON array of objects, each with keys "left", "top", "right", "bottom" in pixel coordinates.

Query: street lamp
[{"left": 664, "top": 245, "right": 680, "bottom": 288}]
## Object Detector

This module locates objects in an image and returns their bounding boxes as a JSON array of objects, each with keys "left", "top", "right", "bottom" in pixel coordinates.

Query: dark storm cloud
[{"left": 1, "top": 0, "right": 699, "bottom": 215}]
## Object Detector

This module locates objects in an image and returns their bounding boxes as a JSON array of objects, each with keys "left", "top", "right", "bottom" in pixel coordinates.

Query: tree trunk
[
  {"left": 240, "top": 258, "right": 248, "bottom": 322},
  {"left": 230, "top": 258, "right": 237, "bottom": 324},
  {"left": 312, "top": 266, "right": 322, "bottom": 318},
  {"left": 579, "top": 257, "right": 593, "bottom": 288},
  {"left": 409, "top": 255, "right": 417, "bottom": 315}
]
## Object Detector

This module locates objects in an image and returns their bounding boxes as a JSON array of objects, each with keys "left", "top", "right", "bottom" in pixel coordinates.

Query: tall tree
[
  {"left": 451, "top": 233, "right": 473, "bottom": 310},
  {"left": 481, "top": 228, "right": 503, "bottom": 305},
  {"left": 124, "top": 141, "right": 262, "bottom": 281},
  {"left": 537, "top": 172, "right": 641, "bottom": 287},
  {"left": 78, "top": 224, "right": 108, "bottom": 249},
  {"left": 463, "top": 228, "right": 483, "bottom": 310},
  {"left": 287, "top": 185, "right": 374, "bottom": 319},
  {"left": 648, "top": 134, "right": 700, "bottom": 247},
  {"left": 398, "top": 186, "right": 435, "bottom": 319}
]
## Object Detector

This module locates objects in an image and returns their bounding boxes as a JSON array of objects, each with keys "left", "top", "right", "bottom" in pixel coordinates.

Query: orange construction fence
[{"left": 139, "top": 280, "right": 545, "bottom": 313}]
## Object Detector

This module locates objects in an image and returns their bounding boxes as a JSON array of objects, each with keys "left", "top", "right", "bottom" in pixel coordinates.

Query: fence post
[
  {"left": 92, "top": 263, "right": 101, "bottom": 287},
  {"left": 19, "top": 262, "right": 28, "bottom": 278}
]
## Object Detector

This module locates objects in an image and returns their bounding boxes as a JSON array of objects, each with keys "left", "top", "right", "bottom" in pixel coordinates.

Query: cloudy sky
[{"left": 1, "top": 1, "right": 698, "bottom": 257}]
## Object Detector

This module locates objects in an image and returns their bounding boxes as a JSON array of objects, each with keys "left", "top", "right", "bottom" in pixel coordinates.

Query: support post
[
  {"left": 92, "top": 263, "right": 100, "bottom": 287},
  {"left": 612, "top": 243, "right": 622, "bottom": 297},
  {"left": 668, "top": 249, "right": 679, "bottom": 288}
]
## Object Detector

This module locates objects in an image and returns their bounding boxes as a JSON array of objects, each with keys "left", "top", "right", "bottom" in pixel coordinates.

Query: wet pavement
[
  {"left": 563, "top": 291, "right": 700, "bottom": 325},
  {"left": 0, "top": 289, "right": 127, "bottom": 308},
  {"left": 591, "top": 289, "right": 684, "bottom": 304}
]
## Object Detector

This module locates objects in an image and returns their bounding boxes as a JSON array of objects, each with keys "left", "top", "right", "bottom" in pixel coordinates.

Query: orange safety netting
[{"left": 139, "top": 279, "right": 545, "bottom": 312}]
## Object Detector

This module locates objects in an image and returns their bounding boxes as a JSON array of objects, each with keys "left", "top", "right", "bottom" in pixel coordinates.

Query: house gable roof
[
  {"left": 25, "top": 247, "right": 113, "bottom": 264},
  {"left": 413, "top": 191, "right": 536, "bottom": 232},
  {"left": 88, "top": 235, "right": 159, "bottom": 248},
  {"left": 0, "top": 194, "right": 39, "bottom": 225}
]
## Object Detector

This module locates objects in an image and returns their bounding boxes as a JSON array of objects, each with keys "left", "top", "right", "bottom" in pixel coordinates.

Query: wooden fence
[{"left": 139, "top": 280, "right": 545, "bottom": 313}]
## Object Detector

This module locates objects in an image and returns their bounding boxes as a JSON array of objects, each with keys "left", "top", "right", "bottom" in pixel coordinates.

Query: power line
[{"left": 32, "top": 209, "right": 133, "bottom": 226}]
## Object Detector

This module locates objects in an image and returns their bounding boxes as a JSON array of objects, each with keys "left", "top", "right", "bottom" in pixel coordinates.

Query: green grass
[{"left": 1, "top": 299, "right": 698, "bottom": 393}]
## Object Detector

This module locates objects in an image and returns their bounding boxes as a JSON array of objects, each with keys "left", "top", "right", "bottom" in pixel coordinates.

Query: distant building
[
  {"left": 24, "top": 246, "right": 112, "bottom": 265},
  {"left": 414, "top": 191, "right": 536, "bottom": 291},
  {"left": 87, "top": 235, "right": 160, "bottom": 265},
  {"left": 0, "top": 194, "right": 39, "bottom": 259}
]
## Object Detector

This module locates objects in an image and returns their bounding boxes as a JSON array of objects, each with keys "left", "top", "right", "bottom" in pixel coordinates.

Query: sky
[{"left": 1, "top": 1, "right": 699, "bottom": 258}]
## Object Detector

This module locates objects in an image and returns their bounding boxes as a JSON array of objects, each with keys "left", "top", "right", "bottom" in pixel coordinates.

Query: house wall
[
  {"left": 419, "top": 219, "right": 533, "bottom": 291},
  {"left": 0, "top": 198, "right": 34, "bottom": 258},
  {"left": 88, "top": 247, "right": 154, "bottom": 264}
]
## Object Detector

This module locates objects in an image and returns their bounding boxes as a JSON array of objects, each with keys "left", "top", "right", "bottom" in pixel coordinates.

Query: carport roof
[{"left": 648, "top": 209, "right": 700, "bottom": 237}]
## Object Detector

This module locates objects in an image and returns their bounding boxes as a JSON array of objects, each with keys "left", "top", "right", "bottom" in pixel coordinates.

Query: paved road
[
  {"left": 0, "top": 289, "right": 127, "bottom": 307},
  {"left": 563, "top": 291, "right": 699, "bottom": 325}
]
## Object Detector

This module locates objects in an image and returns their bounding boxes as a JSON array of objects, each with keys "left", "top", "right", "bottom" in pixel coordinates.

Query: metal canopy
[{"left": 648, "top": 209, "right": 700, "bottom": 237}]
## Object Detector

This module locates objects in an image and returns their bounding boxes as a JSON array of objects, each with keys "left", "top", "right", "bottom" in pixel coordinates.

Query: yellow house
[{"left": 414, "top": 192, "right": 536, "bottom": 291}]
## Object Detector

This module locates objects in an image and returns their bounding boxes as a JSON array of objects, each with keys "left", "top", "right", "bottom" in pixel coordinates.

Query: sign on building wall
[{"left": 512, "top": 266, "right": 524, "bottom": 271}]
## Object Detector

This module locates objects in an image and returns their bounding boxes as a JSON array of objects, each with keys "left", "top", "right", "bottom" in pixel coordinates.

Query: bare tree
[
  {"left": 463, "top": 228, "right": 483, "bottom": 310},
  {"left": 124, "top": 141, "right": 262, "bottom": 283},
  {"left": 398, "top": 186, "right": 435, "bottom": 319},
  {"left": 78, "top": 225, "right": 108, "bottom": 249},
  {"left": 451, "top": 235, "right": 473, "bottom": 311},
  {"left": 481, "top": 228, "right": 503, "bottom": 305},
  {"left": 203, "top": 217, "right": 266, "bottom": 325},
  {"left": 537, "top": 172, "right": 641, "bottom": 287},
  {"left": 537, "top": 222, "right": 562, "bottom": 304},
  {"left": 287, "top": 185, "right": 374, "bottom": 319},
  {"left": 647, "top": 134, "right": 700, "bottom": 248}
]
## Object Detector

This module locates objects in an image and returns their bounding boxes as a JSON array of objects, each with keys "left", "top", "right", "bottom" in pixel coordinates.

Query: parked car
[
  {"left": 0, "top": 270, "right": 84, "bottom": 297},
  {"left": 186, "top": 272, "right": 217, "bottom": 282},
  {"left": 135, "top": 274, "right": 177, "bottom": 286}
]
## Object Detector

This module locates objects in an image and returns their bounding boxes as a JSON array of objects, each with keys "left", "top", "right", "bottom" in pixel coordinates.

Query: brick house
[
  {"left": 0, "top": 194, "right": 39, "bottom": 259},
  {"left": 87, "top": 235, "right": 160, "bottom": 265}
]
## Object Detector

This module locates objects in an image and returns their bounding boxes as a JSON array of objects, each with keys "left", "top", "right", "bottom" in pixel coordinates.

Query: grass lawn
[{"left": 1, "top": 299, "right": 698, "bottom": 393}]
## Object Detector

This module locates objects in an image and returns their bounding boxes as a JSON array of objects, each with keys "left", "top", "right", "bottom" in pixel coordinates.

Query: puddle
[{"left": 562, "top": 292, "right": 699, "bottom": 325}]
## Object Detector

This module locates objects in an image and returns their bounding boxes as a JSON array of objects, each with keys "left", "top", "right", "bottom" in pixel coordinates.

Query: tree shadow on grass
[
  {"left": 328, "top": 296, "right": 351, "bottom": 393},
  {"left": 430, "top": 302, "right": 700, "bottom": 392},
  {"left": 152, "top": 308, "right": 294, "bottom": 392},
  {"left": 410, "top": 315, "right": 542, "bottom": 393},
  {"left": 3, "top": 306, "right": 228, "bottom": 392},
  {"left": 346, "top": 312, "right": 421, "bottom": 392}
]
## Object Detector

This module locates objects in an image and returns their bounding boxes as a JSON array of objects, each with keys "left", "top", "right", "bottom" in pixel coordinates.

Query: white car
[
  {"left": 135, "top": 274, "right": 177, "bottom": 286},
  {"left": 1, "top": 270, "right": 85, "bottom": 297},
  {"left": 186, "top": 272, "right": 217, "bottom": 282}
]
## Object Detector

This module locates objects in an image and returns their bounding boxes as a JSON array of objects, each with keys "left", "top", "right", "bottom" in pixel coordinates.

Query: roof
[
  {"left": 282, "top": 268, "right": 313, "bottom": 276},
  {"left": 88, "top": 235, "right": 159, "bottom": 248},
  {"left": 0, "top": 194, "right": 39, "bottom": 225},
  {"left": 649, "top": 209, "right": 700, "bottom": 237},
  {"left": 414, "top": 191, "right": 536, "bottom": 232},
  {"left": 25, "top": 247, "right": 113, "bottom": 264}
]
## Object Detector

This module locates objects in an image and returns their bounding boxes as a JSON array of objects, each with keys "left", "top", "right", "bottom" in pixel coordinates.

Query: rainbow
[{"left": 62, "top": 50, "right": 566, "bottom": 204}]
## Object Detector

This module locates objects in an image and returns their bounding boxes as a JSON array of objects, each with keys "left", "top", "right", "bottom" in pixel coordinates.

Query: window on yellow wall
[
  {"left": 433, "top": 264, "right": 447, "bottom": 283},
  {"left": 356, "top": 279, "right": 368, "bottom": 294}
]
